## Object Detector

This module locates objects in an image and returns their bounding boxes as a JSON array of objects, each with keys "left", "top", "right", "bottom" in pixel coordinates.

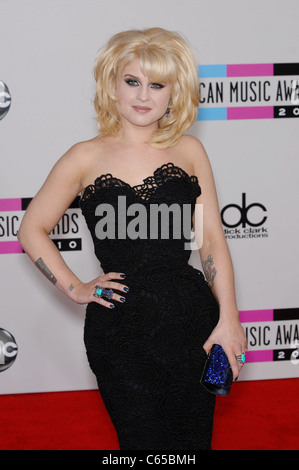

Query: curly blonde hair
[{"left": 94, "top": 28, "right": 200, "bottom": 149}]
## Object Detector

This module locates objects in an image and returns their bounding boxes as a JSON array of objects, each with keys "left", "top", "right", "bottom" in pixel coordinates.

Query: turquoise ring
[
  {"left": 93, "top": 285, "right": 114, "bottom": 300},
  {"left": 236, "top": 353, "right": 246, "bottom": 365}
]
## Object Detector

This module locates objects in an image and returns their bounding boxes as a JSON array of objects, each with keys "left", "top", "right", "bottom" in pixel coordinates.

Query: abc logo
[
  {"left": 0, "top": 328, "right": 18, "bottom": 372},
  {"left": 221, "top": 193, "right": 267, "bottom": 228},
  {"left": 0, "top": 81, "right": 12, "bottom": 120}
]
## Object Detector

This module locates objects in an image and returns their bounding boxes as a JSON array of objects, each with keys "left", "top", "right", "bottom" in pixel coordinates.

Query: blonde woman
[{"left": 18, "top": 28, "right": 247, "bottom": 450}]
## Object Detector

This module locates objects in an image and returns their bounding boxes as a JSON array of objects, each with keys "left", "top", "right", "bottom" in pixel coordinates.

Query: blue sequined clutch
[{"left": 200, "top": 344, "right": 233, "bottom": 396}]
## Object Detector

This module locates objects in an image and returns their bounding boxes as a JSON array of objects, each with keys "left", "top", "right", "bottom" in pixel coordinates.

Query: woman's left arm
[{"left": 189, "top": 136, "right": 247, "bottom": 380}]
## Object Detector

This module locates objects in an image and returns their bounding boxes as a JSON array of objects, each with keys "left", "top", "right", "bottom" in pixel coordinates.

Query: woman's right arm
[{"left": 17, "top": 143, "right": 128, "bottom": 308}]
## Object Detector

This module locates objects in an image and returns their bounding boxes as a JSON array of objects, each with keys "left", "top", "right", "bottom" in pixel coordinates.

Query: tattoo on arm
[
  {"left": 68, "top": 284, "right": 74, "bottom": 292},
  {"left": 203, "top": 254, "right": 217, "bottom": 289},
  {"left": 35, "top": 257, "right": 57, "bottom": 285}
]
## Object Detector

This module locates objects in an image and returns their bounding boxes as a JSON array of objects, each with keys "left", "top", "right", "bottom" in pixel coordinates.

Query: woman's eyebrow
[{"left": 123, "top": 74, "right": 140, "bottom": 80}]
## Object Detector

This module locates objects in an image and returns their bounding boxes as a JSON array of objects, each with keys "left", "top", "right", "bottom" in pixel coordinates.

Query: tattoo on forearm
[
  {"left": 203, "top": 254, "right": 217, "bottom": 289},
  {"left": 35, "top": 257, "right": 57, "bottom": 285},
  {"left": 69, "top": 284, "right": 74, "bottom": 292}
]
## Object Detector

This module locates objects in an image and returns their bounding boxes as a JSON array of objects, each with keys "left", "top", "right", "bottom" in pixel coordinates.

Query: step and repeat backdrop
[{"left": 1, "top": 0, "right": 298, "bottom": 394}]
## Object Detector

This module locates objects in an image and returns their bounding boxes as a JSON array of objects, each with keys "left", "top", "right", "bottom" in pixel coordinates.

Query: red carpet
[{"left": 1, "top": 378, "right": 298, "bottom": 450}]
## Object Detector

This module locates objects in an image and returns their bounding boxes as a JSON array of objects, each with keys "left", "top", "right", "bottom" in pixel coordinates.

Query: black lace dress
[{"left": 80, "top": 163, "right": 219, "bottom": 450}]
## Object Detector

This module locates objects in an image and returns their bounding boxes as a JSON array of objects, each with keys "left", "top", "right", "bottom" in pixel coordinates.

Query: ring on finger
[
  {"left": 93, "top": 285, "right": 114, "bottom": 300},
  {"left": 236, "top": 353, "right": 246, "bottom": 365}
]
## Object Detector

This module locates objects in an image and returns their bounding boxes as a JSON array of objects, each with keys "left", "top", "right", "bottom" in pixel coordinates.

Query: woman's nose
[{"left": 137, "top": 85, "right": 150, "bottom": 102}]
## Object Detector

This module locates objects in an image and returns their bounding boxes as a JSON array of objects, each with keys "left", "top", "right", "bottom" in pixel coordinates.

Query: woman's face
[{"left": 115, "top": 58, "right": 172, "bottom": 131}]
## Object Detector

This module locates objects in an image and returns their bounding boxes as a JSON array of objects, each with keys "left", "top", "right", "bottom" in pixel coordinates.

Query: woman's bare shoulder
[
  {"left": 62, "top": 136, "right": 108, "bottom": 178},
  {"left": 179, "top": 134, "right": 207, "bottom": 155},
  {"left": 176, "top": 135, "right": 210, "bottom": 173},
  {"left": 67, "top": 136, "right": 103, "bottom": 163}
]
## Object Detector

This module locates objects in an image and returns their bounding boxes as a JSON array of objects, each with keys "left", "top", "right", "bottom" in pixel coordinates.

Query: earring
[{"left": 165, "top": 108, "right": 170, "bottom": 115}]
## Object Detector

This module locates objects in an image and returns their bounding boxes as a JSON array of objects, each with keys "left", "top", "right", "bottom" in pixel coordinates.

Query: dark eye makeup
[
  {"left": 124, "top": 79, "right": 165, "bottom": 89},
  {"left": 125, "top": 79, "right": 139, "bottom": 86}
]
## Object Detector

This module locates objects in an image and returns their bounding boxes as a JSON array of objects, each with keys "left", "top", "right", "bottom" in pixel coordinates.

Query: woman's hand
[
  {"left": 203, "top": 311, "right": 248, "bottom": 381},
  {"left": 68, "top": 271, "right": 129, "bottom": 309}
]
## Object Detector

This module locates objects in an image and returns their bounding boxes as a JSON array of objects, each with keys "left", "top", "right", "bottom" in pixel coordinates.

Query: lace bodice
[
  {"left": 80, "top": 163, "right": 201, "bottom": 276},
  {"left": 81, "top": 162, "right": 201, "bottom": 203}
]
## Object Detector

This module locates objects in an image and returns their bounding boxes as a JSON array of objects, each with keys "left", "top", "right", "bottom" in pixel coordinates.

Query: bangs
[
  {"left": 117, "top": 47, "right": 177, "bottom": 84},
  {"left": 139, "top": 48, "right": 177, "bottom": 83}
]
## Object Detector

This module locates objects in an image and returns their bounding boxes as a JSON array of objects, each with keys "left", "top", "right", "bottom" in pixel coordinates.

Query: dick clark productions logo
[
  {"left": 221, "top": 193, "right": 268, "bottom": 239},
  {"left": 0, "top": 329, "right": 18, "bottom": 372},
  {"left": 0, "top": 80, "right": 12, "bottom": 120},
  {"left": 221, "top": 193, "right": 267, "bottom": 228}
]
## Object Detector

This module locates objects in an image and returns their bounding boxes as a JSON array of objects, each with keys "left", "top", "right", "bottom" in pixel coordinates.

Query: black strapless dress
[{"left": 80, "top": 163, "right": 219, "bottom": 450}]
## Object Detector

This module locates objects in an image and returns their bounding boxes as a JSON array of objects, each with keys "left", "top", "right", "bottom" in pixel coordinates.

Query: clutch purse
[{"left": 200, "top": 344, "right": 233, "bottom": 396}]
